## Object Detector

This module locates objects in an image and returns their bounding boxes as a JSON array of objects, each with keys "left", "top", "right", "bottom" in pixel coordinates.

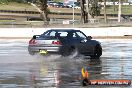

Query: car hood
[{"left": 90, "top": 39, "right": 101, "bottom": 45}]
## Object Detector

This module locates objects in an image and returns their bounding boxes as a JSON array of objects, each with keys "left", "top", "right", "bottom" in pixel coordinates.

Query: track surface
[{"left": 0, "top": 39, "right": 132, "bottom": 88}]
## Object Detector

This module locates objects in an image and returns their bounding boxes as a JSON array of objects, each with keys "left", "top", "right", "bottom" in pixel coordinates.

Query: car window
[
  {"left": 76, "top": 31, "right": 87, "bottom": 39},
  {"left": 43, "top": 31, "right": 50, "bottom": 36},
  {"left": 58, "top": 32, "right": 68, "bottom": 37},
  {"left": 50, "top": 31, "right": 56, "bottom": 36},
  {"left": 44, "top": 31, "right": 68, "bottom": 37}
]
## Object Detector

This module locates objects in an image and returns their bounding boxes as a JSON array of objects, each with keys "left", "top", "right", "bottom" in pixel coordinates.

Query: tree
[
  {"left": 36, "top": 0, "right": 49, "bottom": 24},
  {"left": 89, "top": 0, "right": 102, "bottom": 18},
  {"left": 80, "top": 0, "right": 86, "bottom": 23},
  {"left": 80, "top": 0, "right": 102, "bottom": 23},
  {"left": 0, "top": 0, "right": 8, "bottom": 4}
]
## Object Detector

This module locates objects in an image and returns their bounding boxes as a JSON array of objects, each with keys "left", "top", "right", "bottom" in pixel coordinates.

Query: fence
[
  {"left": 0, "top": 10, "right": 132, "bottom": 28},
  {"left": 0, "top": 10, "right": 132, "bottom": 17}
]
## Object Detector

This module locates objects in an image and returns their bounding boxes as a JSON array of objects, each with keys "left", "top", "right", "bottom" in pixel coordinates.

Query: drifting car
[{"left": 28, "top": 29, "right": 102, "bottom": 59}]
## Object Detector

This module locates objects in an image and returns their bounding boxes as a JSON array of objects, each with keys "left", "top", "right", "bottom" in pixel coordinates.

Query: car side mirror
[{"left": 87, "top": 36, "right": 92, "bottom": 40}]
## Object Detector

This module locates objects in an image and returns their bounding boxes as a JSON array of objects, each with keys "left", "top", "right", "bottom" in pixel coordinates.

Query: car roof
[{"left": 49, "top": 29, "right": 80, "bottom": 32}]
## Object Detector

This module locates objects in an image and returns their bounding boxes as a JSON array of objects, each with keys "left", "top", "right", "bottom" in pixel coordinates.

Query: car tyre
[{"left": 90, "top": 45, "right": 102, "bottom": 59}]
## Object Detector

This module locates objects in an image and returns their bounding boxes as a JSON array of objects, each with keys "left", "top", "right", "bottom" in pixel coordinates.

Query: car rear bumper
[{"left": 28, "top": 45, "right": 62, "bottom": 54}]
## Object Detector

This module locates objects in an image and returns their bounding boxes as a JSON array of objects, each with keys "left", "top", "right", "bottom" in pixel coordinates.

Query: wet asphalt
[{"left": 0, "top": 39, "right": 132, "bottom": 88}]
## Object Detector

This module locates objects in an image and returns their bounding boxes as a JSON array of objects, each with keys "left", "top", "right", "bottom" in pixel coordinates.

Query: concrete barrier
[{"left": 0, "top": 27, "right": 132, "bottom": 38}]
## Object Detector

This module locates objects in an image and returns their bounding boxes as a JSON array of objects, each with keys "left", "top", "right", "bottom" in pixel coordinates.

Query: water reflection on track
[{"left": 0, "top": 39, "right": 132, "bottom": 88}]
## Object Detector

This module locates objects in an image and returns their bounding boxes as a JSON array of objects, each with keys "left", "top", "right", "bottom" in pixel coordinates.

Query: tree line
[
  {"left": 0, "top": 0, "right": 130, "bottom": 24},
  {"left": 0, "top": 0, "right": 129, "bottom": 3}
]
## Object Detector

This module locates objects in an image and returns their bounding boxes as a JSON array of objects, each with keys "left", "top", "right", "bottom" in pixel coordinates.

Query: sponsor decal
[
  {"left": 90, "top": 80, "right": 131, "bottom": 85},
  {"left": 81, "top": 67, "right": 131, "bottom": 86}
]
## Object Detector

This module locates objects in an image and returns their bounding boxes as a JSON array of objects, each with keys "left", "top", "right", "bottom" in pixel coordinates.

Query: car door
[
  {"left": 75, "top": 31, "right": 94, "bottom": 55},
  {"left": 65, "top": 32, "right": 84, "bottom": 52},
  {"left": 85, "top": 39, "right": 95, "bottom": 54},
  {"left": 68, "top": 32, "right": 87, "bottom": 54}
]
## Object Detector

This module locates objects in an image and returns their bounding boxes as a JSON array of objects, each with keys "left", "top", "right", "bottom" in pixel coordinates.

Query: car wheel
[{"left": 90, "top": 45, "right": 102, "bottom": 59}]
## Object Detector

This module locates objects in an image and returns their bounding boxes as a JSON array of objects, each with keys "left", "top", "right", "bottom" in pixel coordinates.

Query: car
[
  {"left": 47, "top": 2, "right": 64, "bottom": 8},
  {"left": 74, "top": 6, "right": 81, "bottom": 9},
  {"left": 56, "top": 2, "right": 64, "bottom": 8},
  {"left": 28, "top": 29, "right": 102, "bottom": 59}
]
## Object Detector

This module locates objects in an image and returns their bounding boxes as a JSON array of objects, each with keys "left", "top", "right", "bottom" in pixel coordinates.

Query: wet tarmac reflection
[{"left": 0, "top": 39, "right": 132, "bottom": 88}]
